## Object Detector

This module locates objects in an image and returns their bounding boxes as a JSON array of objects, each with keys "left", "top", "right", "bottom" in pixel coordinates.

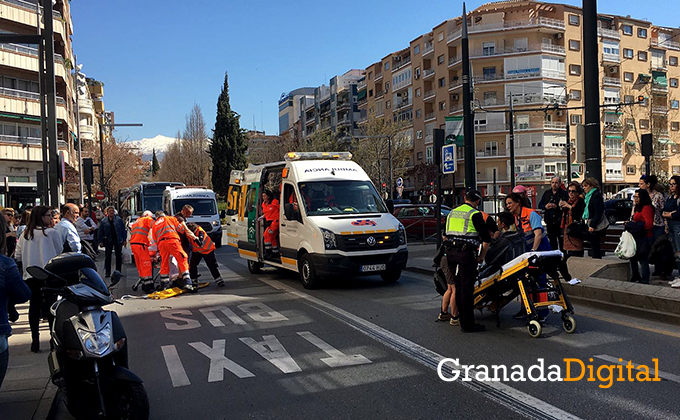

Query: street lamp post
[{"left": 98, "top": 122, "right": 142, "bottom": 201}]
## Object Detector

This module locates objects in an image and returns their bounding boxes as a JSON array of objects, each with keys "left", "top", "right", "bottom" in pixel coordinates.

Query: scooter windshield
[{"left": 78, "top": 268, "right": 110, "bottom": 297}]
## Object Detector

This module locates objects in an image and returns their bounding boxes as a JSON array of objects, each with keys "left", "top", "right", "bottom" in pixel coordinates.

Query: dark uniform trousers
[{"left": 446, "top": 246, "right": 478, "bottom": 330}]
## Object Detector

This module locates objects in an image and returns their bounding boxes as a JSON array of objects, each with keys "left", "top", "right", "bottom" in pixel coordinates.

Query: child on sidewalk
[{"left": 185, "top": 223, "right": 224, "bottom": 287}]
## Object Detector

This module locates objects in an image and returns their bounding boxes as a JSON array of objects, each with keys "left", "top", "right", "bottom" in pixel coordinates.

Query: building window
[
  {"left": 569, "top": 14, "right": 580, "bottom": 26},
  {"left": 368, "top": 89, "right": 373, "bottom": 97},
  {"left": 416, "top": 130, "right": 423, "bottom": 139},
  {"left": 638, "top": 51, "right": 648, "bottom": 61},
  {"left": 483, "top": 91, "right": 497, "bottom": 105},
  {"left": 439, "top": 101, "right": 447, "bottom": 111},
  {"left": 386, "top": 100, "right": 391, "bottom": 109},
  {"left": 415, "top": 87, "right": 421, "bottom": 97},
  {"left": 670, "top": 56, "right": 679, "bottom": 66},
  {"left": 385, "top": 81, "right": 390, "bottom": 91},
  {"left": 484, "top": 141, "right": 499, "bottom": 156},
  {"left": 624, "top": 95, "right": 634, "bottom": 103},
  {"left": 438, "top": 77, "right": 445, "bottom": 88},
  {"left": 622, "top": 24, "right": 633, "bottom": 36},
  {"left": 672, "top": 122, "right": 680, "bottom": 131},
  {"left": 605, "top": 138, "right": 622, "bottom": 157},
  {"left": 569, "top": 90, "right": 581, "bottom": 100},
  {"left": 674, "top": 166, "right": 680, "bottom": 175},
  {"left": 638, "top": 28, "right": 647, "bottom": 38},
  {"left": 672, "top": 100, "right": 680, "bottom": 109},
  {"left": 623, "top": 48, "right": 634, "bottom": 59},
  {"left": 627, "top": 165, "right": 636, "bottom": 174},
  {"left": 426, "top": 146, "right": 433, "bottom": 163},
  {"left": 569, "top": 64, "right": 581, "bottom": 75},
  {"left": 417, "top": 151, "right": 423, "bottom": 160},
  {"left": 414, "top": 44, "right": 420, "bottom": 55},
  {"left": 438, "top": 32, "right": 444, "bottom": 42},
  {"left": 640, "top": 119, "right": 649, "bottom": 129},
  {"left": 438, "top": 54, "right": 445, "bottom": 65},
  {"left": 624, "top": 72, "right": 634, "bottom": 82},
  {"left": 385, "top": 62, "right": 390, "bottom": 71},
  {"left": 415, "top": 67, "right": 421, "bottom": 79},
  {"left": 569, "top": 40, "right": 580, "bottom": 51},
  {"left": 671, "top": 78, "right": 679, "bottom": 88},
  {"left": 626, "top": 118, "right": 635, "bottom": 128},
  {"left": 416, "top": 109, "right": 422, "bottom": 118},
  {"left": 482, "top": 42, "right": 495, "bottom": 56},
  {"left": 570, "top": 114, "right": 582, "bottom": 125}
]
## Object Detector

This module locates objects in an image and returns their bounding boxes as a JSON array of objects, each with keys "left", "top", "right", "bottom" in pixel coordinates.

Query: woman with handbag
[
  {"left": 558, "top": 182, "right": 586, "bottom": 281},
  {"left": 627, "top": 189, "right": 654, "bottom": 284},
  {"left": 662, "top": 175, "right": 680, "bottom": 287},
  {"left": 582, "top": 177, "right": 607, "bottom": 259}
]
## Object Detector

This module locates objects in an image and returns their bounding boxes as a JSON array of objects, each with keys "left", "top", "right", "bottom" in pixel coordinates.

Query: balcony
[
  {"left": 476, "top": 150, "right": 507, "bottom": 158},
  {"left": 652, "top": 82, "right": 669, "bottom": 94},
  {"left": 602, "top": 76, "right": 621, "bottom": 87},
  {"left": 392, "top": 57, "right": 412, "bottom": 73},
  {"left": 449, "top": 80, "right": 462, "bottom": 91},
  {"left": 337, "top": 116, "right": 351, "bottom": 127},
  {"left": 357, "top": 80, "right": 367, "bottom": 91},
  {"left": 605, "top": 172, "right": 625, "bottom": 182},
  {"left": 358, "top": 97, "right": 367, "bottom": 107},
  {"left": 375, "top": 90, "right": 384, "bottom": 99},
  {"left": 605, "top": 148, "right": 623, "bottom": 158},
  {"left": 423, "top": 90, "right": 436, "bottom": 101},
  {"left": 447, "top": 29, "right": 462, "bottom": 44},
  {"left": 93, "top": 100, "right": 104, "bottom": 113},
  {"left": 651, "top": 37, "right": 680, "bottom": 51},
  {"left": 604, "top": 123, "right": 624, "bottom": 134},
  {"left": 474, "top": 121, "right": 566, "bottom": 133},
  {"left": 652, "top": 106, "right": 668, "bottom": 115},
  {"left": 0, "top": 44, "right": 67, "bottom": 80},
  {"left": 424, "top": 112, "right": 436, "bottom": 122},
  {"left": 473, "top": 69, "right": 566, "bottom": 83},
  {"left": 471, "top": 43, "right": 565, "bottom": 59},
  {"left": 602, "top": 53, "right": 620, "bottom": 63},
  {"left": 305, "top": 117, "right": 315, "bottom": 126},
  {"left": 374, "top": 72, "right": 383, "bottom": 82},
  {"left": 423, "top": 68, "right": 435, "bottom": 79},
  {"left": 0, "top": 0, "right": 66, "bottom": 38},
  {"left": 448, "top": 56, "right": 461, "bottom": 67},
  {"left": 422, "top": 42, "right": 434, "bottom": 57},
  {"left": 481, "top": 93, "right": 566, "bottom": 108},
  {"left": 597, "top": 27, "right": 620, "bottom": 40},
  {"left": 0, "top": 134, "right": 67, "bottom": 150},
  {"left": 513, "top": 146, "right": 566, "bottom": 157},
  {"left": 449, "top": 104, "right": 463, "bottom": 114},
  {"left": 336, "top": 101, "right": 350, "bottom": 112},
  {"left": 466, "top": 17, "right": 565, "bottom": 35}
]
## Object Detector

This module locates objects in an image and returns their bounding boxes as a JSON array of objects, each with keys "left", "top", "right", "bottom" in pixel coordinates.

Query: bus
[{"left": 117, "top": 181, "right": 185, "bottom": 223}]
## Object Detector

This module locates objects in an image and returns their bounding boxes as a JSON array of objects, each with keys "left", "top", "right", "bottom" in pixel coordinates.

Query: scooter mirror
[
  {"left": 27, "top": 266, "right": 49, "bottom": 281},
  {"left": 110, "top": 271, "right": 122, "bottom": 287}
]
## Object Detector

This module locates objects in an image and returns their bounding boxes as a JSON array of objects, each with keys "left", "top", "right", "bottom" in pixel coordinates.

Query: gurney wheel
[
  {"left": 527, "top": 320, "right": 542, "bottom": 338},
  {"left": 562, "top": 314, "right": 577, "bottom": 334}
]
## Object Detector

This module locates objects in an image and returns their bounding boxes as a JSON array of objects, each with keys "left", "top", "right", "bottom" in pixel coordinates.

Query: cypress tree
[
  {"left": 209, "top": 72, "right": 247, "bottom": 196},
  {"left": 151, "top": 148, "right": 160, "bottom": 177}
]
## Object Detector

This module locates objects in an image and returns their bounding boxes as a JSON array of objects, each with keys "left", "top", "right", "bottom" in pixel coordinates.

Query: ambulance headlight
[
  {"left": 398, "top": 225, "right": 406, "bottom": 245},
  {"left": 212, "top": 220, "right": 220, "bottom": 227},
  {"left": 320, "top": 228, "right": 337, "bottom": 250}
]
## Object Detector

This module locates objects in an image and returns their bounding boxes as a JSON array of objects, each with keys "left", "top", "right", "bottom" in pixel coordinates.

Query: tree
[
  {"left": 209, "top": 72, "right": 248, "bottom": 197},
  {"left": 151, "top": 148, "right": 160, "bottom": 177},
  {"left": 88, "top": 137, "right": 145, "bottom": 203}
]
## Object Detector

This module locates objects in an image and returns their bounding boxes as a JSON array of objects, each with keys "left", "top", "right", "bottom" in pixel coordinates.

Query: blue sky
[{"left": 70, "top": 0, "right": 678, "bottom": 143}]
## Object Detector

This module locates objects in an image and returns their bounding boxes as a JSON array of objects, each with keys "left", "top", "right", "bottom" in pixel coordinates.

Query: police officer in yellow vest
[{"left": 445, "top": 189, "right": 491, "bottom": 333}]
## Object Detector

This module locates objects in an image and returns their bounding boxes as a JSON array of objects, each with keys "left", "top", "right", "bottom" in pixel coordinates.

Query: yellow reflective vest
[{"left": 445, "top": 203, "right": 480, "bottom": 238}]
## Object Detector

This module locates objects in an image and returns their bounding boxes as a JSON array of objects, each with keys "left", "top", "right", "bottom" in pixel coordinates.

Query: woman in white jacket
[{"left": 14, "top": 206, "right": 63, "bottom": 352}]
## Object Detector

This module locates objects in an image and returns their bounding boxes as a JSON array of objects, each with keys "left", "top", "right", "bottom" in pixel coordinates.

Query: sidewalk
[{"left": 406, "top": 243, "right": 680, "bottom": 323}]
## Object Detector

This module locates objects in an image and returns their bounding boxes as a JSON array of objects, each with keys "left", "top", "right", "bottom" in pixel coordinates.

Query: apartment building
[
  {"left": 0, "top": 0, "right": 78, "bottom": 207},
  {"left": 278, "top": 87, "right": 315, "bottom": 141},
  {"left": 358, "top": 0, "right": 680, "bottom": 201}
]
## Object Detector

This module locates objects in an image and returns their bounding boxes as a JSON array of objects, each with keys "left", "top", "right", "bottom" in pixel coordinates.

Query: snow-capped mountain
[{"left": 124, "top": 135, "right": 177, "bottom": 161}]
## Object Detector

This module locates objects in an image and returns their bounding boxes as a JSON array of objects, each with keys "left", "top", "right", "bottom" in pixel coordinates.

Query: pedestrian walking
[
  {"left": 98, "top": 206, "right": 126, "bottom": 277},
  {"left": 14, "top": 206, "right": 63, "bottom": 352},
  {"left": 557, "top": 182, "right": 585, "bottom": 282},
  {"left": 75, "top": 207, "right": 98, "bottom": 249},
  {"left": 0, "top": 214, "right": 31, "bottom": 389},
  {"left": 581, "top": 177, "right": 607, "bottom": 259},
  {"left": 434, "top": 243, "right": 459, "bottom": 326},
  {"left": 539, "top": 177, "right": 568, "bottom": 251},
  {"left": 662, "top": 176, "right": 680, "bottom": 288},
  {"left": 626, "top": 189, "right": 654, "bottom": 284},
  {"left": 55, "top": 203, "right": 82, "bottom": 253}
]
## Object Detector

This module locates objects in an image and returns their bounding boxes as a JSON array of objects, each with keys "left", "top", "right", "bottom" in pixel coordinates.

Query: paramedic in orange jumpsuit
[
  {"left": 186, "top": 222, "right": 223, "bottom": 286},
  {"left": 152, "top": 211, "right": 197, "bottom": 291},
  {"left": 261, "top": 189, "right": 280, "bottom": 257},
  {"left": 130, "top": 210, "right": 156, "bottom": 293}
]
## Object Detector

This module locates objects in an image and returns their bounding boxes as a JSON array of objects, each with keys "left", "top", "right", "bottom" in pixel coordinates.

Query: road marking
[
  {"left": 594, "top": 355, "right": 680, "bottom": 384},
  {"left": 161, "top": 345, "right": 191, "bottom": 387},
  {"left": 579, "top": 312, "right": 680, "bottom": 339},
  {"left": 261, "top": 278, "right": 581, "bottom": 420},
  {"left": 240, "top": 335, "right": 302, "bottom": 374},
  {"left": 189, "top": 339, "right": 255, "bottom": 381},
  {"left": 237, "top": 302, "right": 289, "bottom": 323},
  {"left": 200, "top": 306, "right": 247, "bottom": 327},
  {"left": 161, "top": 310, "right": 201, "bottom": 330},
  {"left": 297, "top": 331, "right": 372, "bottom": 368}
]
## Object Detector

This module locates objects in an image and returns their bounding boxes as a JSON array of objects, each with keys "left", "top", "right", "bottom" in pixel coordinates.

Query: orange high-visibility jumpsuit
[
  {"left": 262, "top": 198, "right": 280, "bottom": 253},
  {"left": 130, "top": 216, "right": 154, "bottom": 279},
  {"left": 189, "top": 225, "right": 222, "bottom": 283},
  {"left": 151, "top": 216, "right": 190, "bottom": 284}
]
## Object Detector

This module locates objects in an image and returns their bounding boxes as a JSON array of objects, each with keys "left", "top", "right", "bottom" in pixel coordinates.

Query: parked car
[
  {"left": 614, "top": 187, "right": 636, "bottom": 200},
  {"left": 604, "top": 198, "right": 633, "bottom": 224},
  {"left": 393, "top": 204, "right": 452, "bottom": 240}
]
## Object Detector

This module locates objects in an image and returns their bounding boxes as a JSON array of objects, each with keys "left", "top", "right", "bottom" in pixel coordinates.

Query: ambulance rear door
[{"left": 225, "top": 170, "right": 245, "bottom": 248}]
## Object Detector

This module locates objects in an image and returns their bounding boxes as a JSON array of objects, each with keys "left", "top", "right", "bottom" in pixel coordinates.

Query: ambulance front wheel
[
  {"left": 247, "top": 260, "right": 263, "bottom": 274},
  {"left": 299, "top": 254, "right": 319, "bottom": 289},
  {"left": 562, "top": 314, "right": 577, "bottom": 334},
  {"left": 527, "top": 320, "right": 542, "bottom": 338}
]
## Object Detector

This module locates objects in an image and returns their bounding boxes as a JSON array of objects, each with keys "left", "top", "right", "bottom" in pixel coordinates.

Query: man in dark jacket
[
  {"left": 98, "top": 207, "right": 126, "bottom": 277},
  {"left": 539, "top": 177, "right": 568, "bottom": 250}
]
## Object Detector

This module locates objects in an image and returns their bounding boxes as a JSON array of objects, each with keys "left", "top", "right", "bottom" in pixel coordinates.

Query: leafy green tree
[
  {"left": 209, "top": 72, "right": 248, "bottom": 196},
  {"left": 151, "top": 148, "right": 160, "bottom": 177}
]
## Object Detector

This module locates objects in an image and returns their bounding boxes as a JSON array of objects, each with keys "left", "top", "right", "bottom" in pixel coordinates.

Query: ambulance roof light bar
[{"left": 284, "top": 151, "right": 353, "bottom": 161}]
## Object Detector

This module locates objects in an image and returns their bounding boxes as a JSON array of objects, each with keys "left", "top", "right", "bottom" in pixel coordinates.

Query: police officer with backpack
[{"left": 444, "top": 189, "right": 491, "bottom": 333}]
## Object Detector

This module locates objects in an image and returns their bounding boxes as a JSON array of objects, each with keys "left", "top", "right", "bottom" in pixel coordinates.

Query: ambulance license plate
[{"left": 360, "top": 264, "right": 386, "bottom": 272}]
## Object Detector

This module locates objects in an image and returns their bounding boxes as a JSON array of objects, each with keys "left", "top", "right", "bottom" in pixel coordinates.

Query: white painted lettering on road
[
  {"left": 297, "top": 331, "right": 372, "bottom": 368},
  {"left": 189, "top": 339, "right": 255, "bottom": 381},
  {"left": 237, "top": 302, "right": 288, "bottom": 323},
  {"left": 161, "top": 310, "right": 201, "bottom": 330},
  {"left": 161, "top": 345, "right": 191, "bottom": 387},
  {"left": 200, "top": 306, "right": 247, "bottom": 327},
  {"left": 239, "top": 335, "right": 302, "bottom": 374}
]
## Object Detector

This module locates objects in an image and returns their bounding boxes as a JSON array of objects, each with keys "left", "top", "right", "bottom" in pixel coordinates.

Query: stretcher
[
  {"left": 146, "top": 282, "right": 210, "bottom": 299},
  {"left": 473, "top": 250, "right": 576, "bottom": 338}
]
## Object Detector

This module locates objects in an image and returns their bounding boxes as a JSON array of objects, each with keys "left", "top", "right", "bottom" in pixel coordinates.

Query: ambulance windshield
[{"left": 298, "top": 181, "right": 387, "bottom": 216}]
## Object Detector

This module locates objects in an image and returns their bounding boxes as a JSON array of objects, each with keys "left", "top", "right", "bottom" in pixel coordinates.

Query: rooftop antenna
[{"left": 253, "top": 115, "right": 256, "bottom": 131}]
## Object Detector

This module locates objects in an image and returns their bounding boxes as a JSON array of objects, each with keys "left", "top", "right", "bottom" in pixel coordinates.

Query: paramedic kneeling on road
[
  {"left": 152, "top": 211, "right": 196, "bottom": 292},
  {"left": 444, "top": 189, "right": 491, "bottom": 333}
]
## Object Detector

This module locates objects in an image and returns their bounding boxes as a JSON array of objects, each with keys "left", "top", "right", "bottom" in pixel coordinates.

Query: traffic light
[
  {"left": 641, "top": 133, "right": 653, "bottom": 157},
  {"left": 638, "top": 95, "right": 645, "bottom": 104},
  {"left": 83, "top": 158, "right": 94, "bottom": 186}
]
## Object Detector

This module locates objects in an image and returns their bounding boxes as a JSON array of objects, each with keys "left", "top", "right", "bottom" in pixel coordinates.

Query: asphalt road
[{"left": 106, "top": 245, "right": 680, "bottom": 420}]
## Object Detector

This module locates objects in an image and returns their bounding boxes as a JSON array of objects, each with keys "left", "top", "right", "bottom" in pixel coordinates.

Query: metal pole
[
  {"left": 388, "top": 135, "right": 393, "bottom": 200},
  {"left": 461, "top": 3, "right": 476, "bottom": 191},
  {"left": 43, "top": 0, "right": 60, "bottom": 207},
  {"left": 583, "top": 0, "right": 603, "bottom": 184},
  {"left": 74, "top": 57, "right": 83, "bottom": 204},
  {"left": 509, "top": 96, "right": 516, "bottom": 189},
  {"left": 37, "top": 4, "right": 49, "bottom": 206},
  {"left": 99, "top": 123, "right": 105, "bottom": 193},
  {"left": 566, "top": 108, "right": 572, "bottom": 184},
  {"left": 493, "top": 168, "right": 497, "bottom": 214},
  {"left": 645, "top": 155, "right": 651, "bottom": 176}
]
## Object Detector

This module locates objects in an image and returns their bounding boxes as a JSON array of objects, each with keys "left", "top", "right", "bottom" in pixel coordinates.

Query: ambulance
[
  {"left": 162, "top": 186, "right": 222, "bottom": 247},
  {"left": 225, "top": 152, "right": 408, "bottom": 289}
]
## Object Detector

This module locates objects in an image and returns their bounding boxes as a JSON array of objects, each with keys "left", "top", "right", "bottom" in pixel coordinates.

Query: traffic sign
[
  {"left": 396, "top": 177, "right": 403, "bottom": 188},
  {"left": 94, "top": 191, "right": 106, "bottom": 200},
  {"left": 442, "top": 144, "right": 456, "bottom": 174}
]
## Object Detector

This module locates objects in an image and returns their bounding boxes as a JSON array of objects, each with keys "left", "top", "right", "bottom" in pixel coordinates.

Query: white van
[
  {"left": 225, "top": 152, "right": 408, "bottom": 289},
  {"left": 162, "top": 187, "right": 222, "bottom": 247}
]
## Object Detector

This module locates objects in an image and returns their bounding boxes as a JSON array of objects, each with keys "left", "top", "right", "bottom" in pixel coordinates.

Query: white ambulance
[
  {"left": 225, "top": 152, "right": 408, "bottom": 288},
  {"left": 162, "top": 186, "right": 222, "bottom": 247}
]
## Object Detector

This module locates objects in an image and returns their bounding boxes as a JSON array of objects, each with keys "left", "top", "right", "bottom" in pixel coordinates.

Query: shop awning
[
  {"left": 626, "top": 141, "right": 637, "bottom": 146},
  {"left": 657, "top": 138, "right": 673, "bottom": 144},
  {"left": 605, "top": 135, "right": 623, "bottom": 139},
  {"left": 0, "top": 112, "right": 65, "bottom": 124},
  {"left": 357, "top": 90, "right": 366, "bottom": 100},
  {"left": 604, "top": 111, "right": 623, "bottom": 115},
  {"left": 652, "top": 71, "right": 668, "bottom": 86}
]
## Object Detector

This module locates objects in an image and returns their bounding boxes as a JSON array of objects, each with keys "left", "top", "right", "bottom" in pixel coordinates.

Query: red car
[{"left": 393, "top": 204, "right": 452, "bottom": 240}]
